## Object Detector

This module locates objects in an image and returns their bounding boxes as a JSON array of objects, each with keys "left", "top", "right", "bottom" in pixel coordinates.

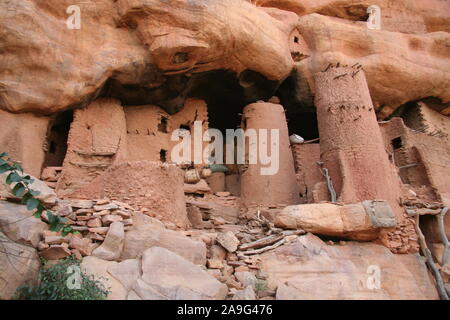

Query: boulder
[
  {"left": 0, "top": 0, "right": 296, "bottom": 115},
  {"left": 232, "top": 286, "right": 256, "bottom": 300},
  {"left": 274, "top": 201, "right": 396, "bottom": 241},
  {"left": 101, "top": 215, "right": 123, "bottom": 226},
  {"left": 259, "top": 233, "right": 439, "bottom": 300},
  {"left": 0, "top": 231, "right": 40, "bottom": 299},
  {"left": 81, "top": 256, "right": 127, "bottom": 300},
  {"left": 92, "top": 222, "right": 124, "bottom": 261},
  {"left": 39, "top": 245, "right": 72, "bottom": 260},
  {"left": 265, "top": 8, "right": 450, "bottom": 118},
  {"left": 107, "top": 259, "right": 141, "bottom": 291},
  {"left": 137, "top": 247, "right": 228, "bottom": 300},
  {"left": 69, "top": 236, "right": 93, "bottom": 256},
  {"left": 0, "top": 200, "right": 48, "bottom": 247},
  {"left": 0, "top": 172, "right": 57, "bottom": 205},
  {"left": 121, "top": 213, "right": 206, "bottom": 265},
  {"left": 210, "top": 245, "right": 227, "bottom": 261},
  {"left": 217, "top": 231, "right": 240, "bottom": 253},
  {"left": 87, "top": 218, "right": 102, "bottom": 228},
  {"left": 184, "top": 180, "right": 212, "bottom": 195},
  {"left": 235, "top": 271, "right": 258, "bottom": 289}
]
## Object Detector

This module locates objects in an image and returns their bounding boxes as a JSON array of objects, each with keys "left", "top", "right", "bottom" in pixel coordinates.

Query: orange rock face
[{"left": 0, "top": 0, "right": 297, "bottom": 114}]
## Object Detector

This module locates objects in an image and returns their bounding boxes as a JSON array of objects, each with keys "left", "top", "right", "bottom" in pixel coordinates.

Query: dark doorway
[{"left": 43, "top": 110, "right": 73, "bottom": 167}]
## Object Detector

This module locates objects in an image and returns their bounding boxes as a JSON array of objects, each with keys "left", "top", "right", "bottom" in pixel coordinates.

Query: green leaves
[
  {"left": 1, "top": 151, "right": 76, "bottom": 237},
  {"left": 12, "top": 162, "right": 23, "bottom": 173},
  {"left": 29, "top": 189, "right": 41, "bottom": 196},
  {"left": 6, "top": 171, "right": 22, "bottom": 184},
  {"left": 61, "top": 226, "right": 74, "bottom": 237},
  {"left": 12, "top": 182, "right": 26, "bottom": 197},
  {"left": 0, "top": 153, "right": 12, "bottom": 173},
  {"left": 26, "top": 198, "right": 40, "bottom": 211},
  {"left": 0, "top": 164, "right": 10, "bottom": 174}
]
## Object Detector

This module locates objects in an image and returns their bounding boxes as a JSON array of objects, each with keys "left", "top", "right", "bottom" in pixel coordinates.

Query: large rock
[
  {"left": 232, "top": 286, "right": 256, "bottom": 300},
  {"left": 255, "top": 0, "right": 450, "bottom": 33},
  {"left": 0, "top": 201, "right": 48, "bottom": 247},
  {"left": 295, "top": 13, "right": 450, "bottom": 118},
  {"left": 92, "top": 222, "right": 124, "bottom": 261},
  {"left": 137, "top": 247, "right": 228, "bottom": 300},
  {"left": 39, "top": 245, "right": 72, "bottom": 261},
  {"left": 0, "top": 172, "right": 57, "bottom": 205},
  {"left": 0, "top": 0, "right": 297, "bottom": 115},
  {"left": 217, "top": 231, "right": 240, "bottom": 253},
  {"left": 274, "top": 201, "right": 396, "bottom": 241},
  {"left": 80, "top": 256, "right": 128, "bottom": 300},
  {"left": 121, "top": 213, "right": 206, "bottom": 265},
  {"left": 107, "top": 259, "right": 141, "bottom": 292},
  {"left": 259, "top": 233, "right": 439, "bottom": 300},
  {"left": 0, "top": 231, "right": 40, "bottom": 299}
]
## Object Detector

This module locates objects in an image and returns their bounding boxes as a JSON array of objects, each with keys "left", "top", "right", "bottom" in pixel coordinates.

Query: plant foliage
[
  {"left": 14, "top": 256, "right": 110, "bottom": 300},
  {"left": 0, "top": 152, "right": 74, "bottom": 236}
]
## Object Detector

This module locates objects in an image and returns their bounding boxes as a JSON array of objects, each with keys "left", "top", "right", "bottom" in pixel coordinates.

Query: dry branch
[
  {"left": 238, "top": 238, "right": 286, "bottom": 256},
  {"left": 414, "top": 215, "right": 449, "bottom": 300},
  {"left": 239, "top": 230, "right": 305, "bottom": 251}
]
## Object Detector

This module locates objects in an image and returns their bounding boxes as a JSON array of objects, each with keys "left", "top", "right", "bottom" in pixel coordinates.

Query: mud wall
[
  {"left": 291, "top": 143, "right": 324, "bottom": 203},
  {"left": 240, "top": 102, "right": 300, "bottom": 210},
  {"left": 69, "top": 161, "right": 189, "bottom": 229},
  {"left": 380, "top": 117, "right": 450, "bottom": 202},
  {"left": 125, "top": 98, "right": 209, "bottom": 164},
  {"left": 0, "top": 110, "right": 50, "bottom": 177},
  {"left": 314, "top": 66, "right": 403, "bottom": 217},
  {"left": 56, "top": 98, "right": 128, "bottom": 198}
]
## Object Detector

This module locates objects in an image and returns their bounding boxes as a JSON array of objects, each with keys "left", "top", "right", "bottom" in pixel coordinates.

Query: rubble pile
[{"left": 37, "top": 199, "right": 135, "bottom": 260}]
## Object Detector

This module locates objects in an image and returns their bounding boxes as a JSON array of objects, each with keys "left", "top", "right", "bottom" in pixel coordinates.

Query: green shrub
[
  {"left": 255, "top": 279, "right": 268, "bottom": 293},
  {"left": 14, "top": 256, "right": 110, "bottom": 300}
]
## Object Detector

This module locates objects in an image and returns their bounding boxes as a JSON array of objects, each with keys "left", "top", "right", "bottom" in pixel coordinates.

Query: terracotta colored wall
[
  {"left": 0, "top": 109, "right": 50, "bottom": 177},
  {"left": 315, "top": 66, "right": 403, "bottom": 216},
  {"left": 125, "top": 98, "right": 209, "bottom": 165},
  {"left": 69, "top": 161, "right": 189, "bottom": 229},
  {"left": 240, "top": 102, "right": 300, "bottom": 209},
  {"left": 380, "top": 117, "right": 450, "bottom": 201},
  {"left": 56, "top": 98, "right": 127, "bottom": 198},
  {"left": 403, "top": 101, "right": 450, "bottom": 138},
  {"left": 291, "top": 143, "right": 324, "bottom": 203}
]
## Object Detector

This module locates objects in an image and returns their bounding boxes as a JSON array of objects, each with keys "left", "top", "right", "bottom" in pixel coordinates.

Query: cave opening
[
  {"left": 160, "top": 149, "right": 167, "bottom": 163},
  {"left": 275, "top": 68, "right": 319, "bottom": 141},
  {"left": 189, "top": 70, "right": 251, "bottom": 135},
  {"left": 391, "top": 137, "right": 403, "bottom": 150},
  {"left": 43, "top": 109, "right": 73, "bottom": 168},
  {"left": 286, "top": 111, "right": 319, "bottom": 141}
]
